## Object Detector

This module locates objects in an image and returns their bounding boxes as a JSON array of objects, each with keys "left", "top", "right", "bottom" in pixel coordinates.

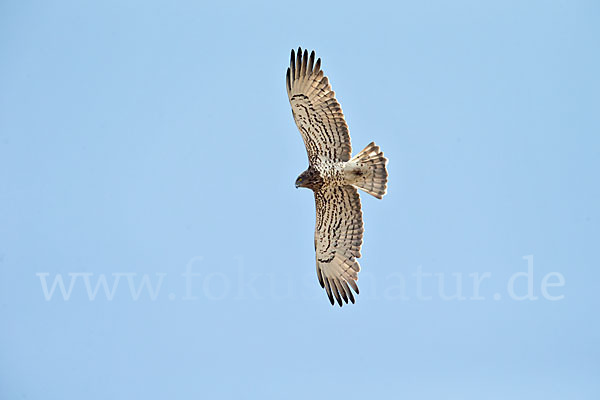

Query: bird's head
[{"left": 295, "top": 168, "right": 323, "bottom": 190}]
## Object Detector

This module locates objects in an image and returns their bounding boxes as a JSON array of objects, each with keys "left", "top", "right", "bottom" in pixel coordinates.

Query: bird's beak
[{"left": 295, "top": 182, "right": 299, "bottom": 189}]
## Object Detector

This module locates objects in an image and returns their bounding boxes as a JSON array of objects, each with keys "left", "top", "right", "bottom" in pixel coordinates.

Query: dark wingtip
[
  {"left": 317, "top": 269, "right": 325, "bottom": 288},
  {"left": 290, "top": 49, "right": 295, "bottom": 72},
  {"left": 286, "top": 67, "right": 290, "bottom": 91}
]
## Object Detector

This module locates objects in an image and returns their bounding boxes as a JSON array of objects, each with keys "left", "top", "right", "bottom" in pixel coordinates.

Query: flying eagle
[{"left": 286, "top": 47, "right": 388, "bottom": 306}]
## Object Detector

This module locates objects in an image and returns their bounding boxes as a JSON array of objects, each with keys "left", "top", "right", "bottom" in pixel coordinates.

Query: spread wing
[
  {"left": 286, "top": 47, "right": 352, "bottom": 164},
  {"left": 314, "top": 185, "right": 364, "bottom": 306}
]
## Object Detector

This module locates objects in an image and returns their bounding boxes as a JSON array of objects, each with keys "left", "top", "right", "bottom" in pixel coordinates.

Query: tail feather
[{"left": 349, "top": 142, "right": 388, "bottom": 199}]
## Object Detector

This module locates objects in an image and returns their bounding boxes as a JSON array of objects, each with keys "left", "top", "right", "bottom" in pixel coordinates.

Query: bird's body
[
  {"left": 296, "top": 161, "right": 343, "bottom": 191},
  {"left": 298, "top": 158, "right": 383, "bottom": 191},
  {"left": 286, "top": 47, "right": 388, "bottom": 306}
]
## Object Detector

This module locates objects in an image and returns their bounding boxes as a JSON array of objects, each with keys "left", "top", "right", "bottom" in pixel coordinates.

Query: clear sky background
[{"left": 1, "top": 1, "right": 599, "bottom": 399}]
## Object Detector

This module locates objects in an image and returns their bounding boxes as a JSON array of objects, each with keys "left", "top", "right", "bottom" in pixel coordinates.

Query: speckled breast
[{"left": 315, "top": 161, "right": 346, "bottom": 188}]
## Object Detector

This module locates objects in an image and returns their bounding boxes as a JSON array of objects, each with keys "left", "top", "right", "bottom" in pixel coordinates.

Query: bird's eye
[{"left": 298, "top": 178, "right": 303, "bottom": 182}]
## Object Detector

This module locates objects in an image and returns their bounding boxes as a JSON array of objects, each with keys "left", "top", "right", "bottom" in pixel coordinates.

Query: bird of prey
[{"left": 286, "top": 47, "right": 388, "bottom": 306}]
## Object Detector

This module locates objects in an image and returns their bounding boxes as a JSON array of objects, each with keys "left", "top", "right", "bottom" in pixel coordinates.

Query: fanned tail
[{"left": 349, "top": 142, "right": 388, "bottom": 199}]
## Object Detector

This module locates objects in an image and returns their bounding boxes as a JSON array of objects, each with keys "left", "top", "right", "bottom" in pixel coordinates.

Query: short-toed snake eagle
[{"left": 286, "top": 47, "right": 388, "bottom": 306}]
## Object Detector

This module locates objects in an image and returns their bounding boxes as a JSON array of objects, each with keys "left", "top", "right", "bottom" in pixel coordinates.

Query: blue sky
[{"left": 1, "top": 1, "right": 599, "bottom": 399}]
